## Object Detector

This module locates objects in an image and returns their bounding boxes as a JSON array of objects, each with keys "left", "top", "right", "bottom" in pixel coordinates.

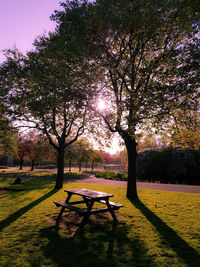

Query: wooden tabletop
[{"left": 64, "top": 188, "right": 113, "bottom": 199}]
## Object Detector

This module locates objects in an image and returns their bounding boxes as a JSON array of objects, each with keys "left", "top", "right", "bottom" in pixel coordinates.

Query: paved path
[
  {"left": 71, "top": 175, "right": 200, "bottom": 194},
  {"left": 1, "top": 168, "right": 200, "bottom": 194}
]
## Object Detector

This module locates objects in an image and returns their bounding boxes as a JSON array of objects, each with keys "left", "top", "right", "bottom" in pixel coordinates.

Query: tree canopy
[
  {"left": 1, "top": 33, "right": 97, "bottom": 188},
  {"left": 52, "top": 0, "right": 200, "bottom": 198}
]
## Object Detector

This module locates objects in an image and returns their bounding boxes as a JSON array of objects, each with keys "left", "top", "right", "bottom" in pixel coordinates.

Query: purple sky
[{"left": 0, "top": 0, "right": 62, "bottom": 63}]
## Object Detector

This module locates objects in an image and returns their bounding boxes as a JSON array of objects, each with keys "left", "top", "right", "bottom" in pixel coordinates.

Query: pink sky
[{"left": 0, "top": 0, "right": 61, "bottom": 63}]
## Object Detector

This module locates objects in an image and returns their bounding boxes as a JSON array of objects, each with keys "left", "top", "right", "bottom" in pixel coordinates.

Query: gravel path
[{"left": 71, "top": 175, "right": 200, "bottom": 194}]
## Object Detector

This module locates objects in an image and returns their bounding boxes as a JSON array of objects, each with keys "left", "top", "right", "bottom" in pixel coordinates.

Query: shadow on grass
[
  {"left": 131, "top": 199, "right": 200, "bottom": 266},
  {"left": 39, "top": 219, "right": 154, "bottom": 266},
  {"left": 0, "top": 188, "right": 58, "bottom": 232}
]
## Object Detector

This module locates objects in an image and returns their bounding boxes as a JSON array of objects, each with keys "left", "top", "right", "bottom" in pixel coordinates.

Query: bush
[
  {"left": 136, "top": 148, "right": 200, "bottom": 185},
  {"left": 95, "top": 170, "right": 128, "bottom": 181}
]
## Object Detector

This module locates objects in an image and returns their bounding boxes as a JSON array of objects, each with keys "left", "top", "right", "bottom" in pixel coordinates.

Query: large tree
[
  {"left": 53, "top": 0, "right": 200, "bottom": 198},
  {"left": 2, "top": 35, "right": 96, "bottom": 188}
]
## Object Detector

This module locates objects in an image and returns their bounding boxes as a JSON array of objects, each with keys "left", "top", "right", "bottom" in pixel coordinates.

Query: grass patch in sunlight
[{"left": 0, "top": 177, "right": 199, "bottom": 266}]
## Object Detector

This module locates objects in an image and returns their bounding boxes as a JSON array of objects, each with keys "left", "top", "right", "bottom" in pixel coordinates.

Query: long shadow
[
  {"left": 39, "top": 218, "right": 154, "bottom": 266},
  {"left": 132, "top": 199, "right": 200, "bottom": 266},
  {"left": 0, "top": 188, "right": 58, "bottom": 232}
]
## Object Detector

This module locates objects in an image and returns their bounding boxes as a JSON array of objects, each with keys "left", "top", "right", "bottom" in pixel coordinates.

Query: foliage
[
  {"left": 52, "top": 0, "right": 200, "bottom": 198},
  {"left": 102, "top": 152, "right": 112, "bottom": 164},
  {"left": 1, "top": 32, "right": 97, "bottom": 188},
  {"left": 0, "top": 177, "right": 200, "bottom": 266},
  {"left": 0, "top": 105, "right": 17, "bottom": 157},
  {"left": 95, "top": 170, "right": 128, "bottom": 181},
  {"left": 23, "top": 131, "right": 55, "bottom": 171},
  {"left": 136, "top": 148, "right": 200, "bottom": 185},
  {"left": 65, "top": 140, "right": 104, "bottom": 171},
  {"left": 170, "top": 106, "right": 200, "bottom": 150}
]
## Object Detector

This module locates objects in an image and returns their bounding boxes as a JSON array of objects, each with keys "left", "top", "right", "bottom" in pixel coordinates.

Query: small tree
[
  {"left": 25, "top": 131, "right": 53, "bottom": 171},
  {"left": 71, "top": 139, "right": 91, "bottom": 172},
  {"left": 17, "top": 134, "right": 29, "bottom": 170},
  {"left": 90, "top": 150, "right": 104, "bottom": 171},
  {"left": 65, "top": 143, "right": 78, "bottom": 172}
]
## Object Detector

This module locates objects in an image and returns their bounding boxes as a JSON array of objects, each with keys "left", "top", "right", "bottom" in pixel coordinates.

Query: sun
[{"left": 97, "top": 99, "right": 106, "bottom": 111}]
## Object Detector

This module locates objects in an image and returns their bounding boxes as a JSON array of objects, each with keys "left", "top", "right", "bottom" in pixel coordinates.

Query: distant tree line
[{"left": 0, "top": 131, "right": 108, "bottom": 171}]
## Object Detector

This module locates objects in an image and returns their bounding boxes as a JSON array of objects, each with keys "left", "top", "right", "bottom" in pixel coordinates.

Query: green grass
[
  {"left": 0, "top": 170, "right": 79, "bottom": 180},
  {"left": 0, "top": 177, "right": 199, "bottom": 266}
]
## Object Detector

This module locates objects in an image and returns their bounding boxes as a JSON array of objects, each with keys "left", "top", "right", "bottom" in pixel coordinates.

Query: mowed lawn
[{"left": 0, "top": 177, "right": 199, "bottom": 266}]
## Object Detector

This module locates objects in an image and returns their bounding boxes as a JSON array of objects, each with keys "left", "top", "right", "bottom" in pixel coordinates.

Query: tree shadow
[
  {"left": 131, "top": 199, "right": 200, "bottom": 266},
  {"left": 39, "top": 217, "right": 155, "bottom": 266},
  {"left": 0, "top": 188, "right": 58, "bottom": 232}
]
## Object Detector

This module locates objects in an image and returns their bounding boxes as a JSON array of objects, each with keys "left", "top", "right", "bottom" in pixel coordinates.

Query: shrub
[
  {"left": 95, "top": 171, "right": 128, "bottom": 181},
  {"left": 136, "top": 148, "right": 200, "bottom": 185}
]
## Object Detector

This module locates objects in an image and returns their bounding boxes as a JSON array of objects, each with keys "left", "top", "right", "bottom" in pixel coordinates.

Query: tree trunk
[
  {"left": 123, "top": 135, "right": 138, "bottom": 200},
  {"left": 19, "top": 158, "right": 23, "bottom": 170},
  {"left": 30, "top": 160, "right": 35, "bottom": 171},
  {"left": 91, "top": 160, "right": 94, "bottom": 171},
  {"left": 79, "top": 161, "right": 82, "bottom": 172},
  {"left": 55, "top": 148, "right": 65, "bottom": 189},
  {"left": 68, "top": 159, "right": 72, "bottom": 173}
]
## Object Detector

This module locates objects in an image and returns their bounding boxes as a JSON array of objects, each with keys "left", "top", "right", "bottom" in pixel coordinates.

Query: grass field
[{"left": 0, "top": 176, "right": 199, "bottom": 266}]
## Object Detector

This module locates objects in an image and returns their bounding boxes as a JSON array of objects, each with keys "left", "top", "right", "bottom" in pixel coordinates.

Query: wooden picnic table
[{"left": 54, "top": 188, "right": 123, "bottom": 228}]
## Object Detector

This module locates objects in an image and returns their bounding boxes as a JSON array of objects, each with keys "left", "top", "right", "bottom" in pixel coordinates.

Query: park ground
[{"left": 0, "top": 169, "right": 200, "bottom": 266}]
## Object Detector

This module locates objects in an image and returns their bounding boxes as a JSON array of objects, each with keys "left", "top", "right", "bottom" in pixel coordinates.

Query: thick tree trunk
[
  {"left": 55, "top": 148, "right": 65, "bottom": 189},
  {"left": 19, "top": 158, "right": 23, "bottom": 170},
  {"left": 123, "top": 135, "right": 138, "bottom": 200},
  {"left": 91, "top": 160, "right": 94, "bottom": 171}
]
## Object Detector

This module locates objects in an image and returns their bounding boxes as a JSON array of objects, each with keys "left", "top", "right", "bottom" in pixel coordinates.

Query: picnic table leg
[
  {"left": 79, "top": 200, "right": 94, "bottom": 229},
  {"left": 82, "top": 196, "right": 90, "bottom": 208},
  {"left": 55, "top": 193, "right": 72, "bottom": 228},
  {"left": 105, "top": 199, "right": 118, "bottom": 224}
]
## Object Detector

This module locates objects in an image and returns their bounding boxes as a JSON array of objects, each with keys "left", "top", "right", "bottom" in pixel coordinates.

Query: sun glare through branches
[{"left": 97, "top": 99, "right": 106, "bottom": 111}]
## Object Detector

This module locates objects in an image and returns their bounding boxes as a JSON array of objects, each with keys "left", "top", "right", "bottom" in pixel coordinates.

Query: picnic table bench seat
[
  {"left": 54, "top": 201, "right": 87, "bottom": 215},
  {"left": 99, "top": 200, "right": 123, "bottom": 209},
  {"left": 54, "top": 200, "right": 123, "bottom": 213}
]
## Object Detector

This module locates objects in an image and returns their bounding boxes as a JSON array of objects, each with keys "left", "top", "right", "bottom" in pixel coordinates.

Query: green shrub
[
  {"left": 95, "top": 170, "right": 116, "bottom": 179},
  {"left": 136, "top": 148, "right": 200, "bottom": 185},
  {"left": 95, "top": 171, "right": 128, "bottom": 181}
]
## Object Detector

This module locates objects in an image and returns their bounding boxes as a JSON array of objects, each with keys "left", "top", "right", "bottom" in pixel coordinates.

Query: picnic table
[{"left": 54, "top": 188, "right": 123, "bottom": 228}]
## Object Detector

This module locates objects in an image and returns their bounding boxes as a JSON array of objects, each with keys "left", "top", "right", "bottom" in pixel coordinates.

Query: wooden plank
[
  {"left": 68, "top": 200, "right": 86, "bottom": 205},
  {"left": 99, "top": 200, "right": 123, "bottom": 208},
  {"left": 64, "top": 188, "right": 113, "bottom": 199},
  {"left": 54, "top": 201, "right": 87, "bottom": 215}
]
